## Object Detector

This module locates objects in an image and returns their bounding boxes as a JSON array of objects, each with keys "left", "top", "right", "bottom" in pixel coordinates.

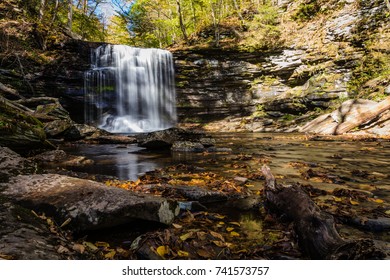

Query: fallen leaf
[
  {"left": 60, "top": 218, "right": 71, "bottom": 228},
  {"left": 156, "top": 245, "right": 169, "bottom": 258},
  {"left": 230, "top": 231, "right": 240, "bottom": 237},
  {"left": 349, "top": 198, "right": 359, "bottom": 205},
  {"left": 333, "top": 196, "right": 342, "bottom": 202},
  {"left": 197, "top": 249, "right": 212, "bottom": 258},
  {"left": 83, "top": 241, "right": 99, "bottom": 252},
  {"left": 0, "top": 254, "right": 13, "bottom": 260},
  {"left": 95, "top": 241, "right": 110, "bottom": 248},
  {"left": 210, "top": 231, "right": 225, "bottom": 241},
  {"left": 226, "top": 227, "right": 235, "bottom": 232},
  {"left": 104, "top": 250, "right": 116, "bottom": 259},
  {"left": 57, "top": 245, "right": 70, "bottom": 254},
  {"left": 385, "top": 210, "right": 390, "bottom": 215},
  {"left": 213, "top": 214, "right": 226, "bottom": 219},
  {"left": 229, "top": 222, "right": 241, "bottom": 227},
  {"left": 197, "top": 231, "right": 208, "bottom": 241},
  {"left": 177, "top": 250, "right": 189, "bottom": 257},
  {"left": 180, "top": 232, "right": 195, "bottom": 241},
  {"left": 172, "top": 223, "right": 183, "bottom": 229},
  {"left": 72, "top": 243, "right": 85, "bottom": 254},
  {"left": 212, "top": 241, "right": 227, "bottom": 247}
]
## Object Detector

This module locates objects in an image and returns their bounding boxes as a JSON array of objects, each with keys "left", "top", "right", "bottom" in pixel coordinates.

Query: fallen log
[
  {"left": 334, "top": 96, "right": 390, "bottom": 134},
  {"left": 261, "top": 165, "right": 386, "bottom": 259}
]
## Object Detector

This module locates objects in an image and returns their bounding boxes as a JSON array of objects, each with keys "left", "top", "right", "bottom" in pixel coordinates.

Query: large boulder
[
  {"left": 0, "top": 200, "right": 65, "bottom": 260},
  {"left": 137, "top": 127, "right": 213, "bottom": 150},
  {"left": 0, "top": 174, "right": 179, "bottom": 231},
  {"left": 0, "top": 97, "right": 51, "bottom": 153},
  {"left": 0, "top": 147, "right": 37, "bottom": 180}
]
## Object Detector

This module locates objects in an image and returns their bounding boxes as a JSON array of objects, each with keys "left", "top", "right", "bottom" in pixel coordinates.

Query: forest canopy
[{"left": 2, "top": 0, "right": 282, "bottom": 49}]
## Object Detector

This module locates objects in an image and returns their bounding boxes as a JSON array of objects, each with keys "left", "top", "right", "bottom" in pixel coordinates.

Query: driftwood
[
  {"left": 261, "top": 165, "right": 386, "bottom": 259},
  {"left": 335, "top": 96, "right": 390, "bottom": 134}
]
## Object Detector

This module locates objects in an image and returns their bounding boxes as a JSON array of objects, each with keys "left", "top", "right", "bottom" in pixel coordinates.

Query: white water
[{"left": 84, "top": 45, "right": 177, "bottom": 133}]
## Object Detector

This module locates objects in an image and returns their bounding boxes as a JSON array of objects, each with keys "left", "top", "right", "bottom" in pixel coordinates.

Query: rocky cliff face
[{"left": 174, "top": 0, "right": 390, "bottom": 133}]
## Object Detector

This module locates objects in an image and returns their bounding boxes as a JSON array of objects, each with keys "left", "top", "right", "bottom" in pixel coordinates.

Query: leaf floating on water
[
  {"left": 156, "top": 245, "right": 169, "bottom": 258},
  {"left": 180, "top": 232, "right": 195, "bottom": 241},
  {"left": 177, "top": 250, "right": 189, "bottom": 257},
  {"left": 230, "top": 231, "right": 240, "bottom": 237}
]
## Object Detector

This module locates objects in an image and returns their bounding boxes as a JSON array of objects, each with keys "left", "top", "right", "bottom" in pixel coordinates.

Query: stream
[{"left": 61, "top": 133, "right": 390, "bottom": 258}]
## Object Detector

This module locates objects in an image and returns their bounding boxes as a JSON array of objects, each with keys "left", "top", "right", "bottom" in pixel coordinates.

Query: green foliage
[
  {"left": 348, "top": 52, "right": 390, "bottom": 98},
  {"left": 293, "top": 0, "right": 321, "bottom": 21}
]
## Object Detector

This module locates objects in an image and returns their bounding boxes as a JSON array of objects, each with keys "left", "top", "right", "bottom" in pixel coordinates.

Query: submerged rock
[
  {"left": 137, "top": 127, "right": 211, "bottom": 150},
  {"left": 0, "top": 174, "right": 179, "bottom": 231}
]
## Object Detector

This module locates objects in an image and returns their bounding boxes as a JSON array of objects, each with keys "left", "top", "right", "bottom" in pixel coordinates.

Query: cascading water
[{"left": 84, "top": 45, "right": 177, "bottom": 133}]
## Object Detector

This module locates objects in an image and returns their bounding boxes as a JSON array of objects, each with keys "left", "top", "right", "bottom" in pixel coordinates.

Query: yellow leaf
[
  {"left": 95, "top": 241, "right": 110, "bottom": 248},
  {"left": 172, "top": 223, "right": 183, "bottom": 229},
  {"left": 156, "top": 245, "right": 169, "bottom": 258},
  {"left": 385, "top": 210, "right": 390, "bottom": 215},
  {"left": 230, "top": 231, "right": 240, "bottom": 237},
  {"left": 177, "top": 250, "right": 189, "bottom": 257},
  {"left": 212, "top": 241, "right": 227, "bottom": 247},
  {"left": 349, "top": 198, "right": 359, "bottom": 205},
  {"left": 218, "top": 221, "right": 225, "bottom": 225},
  {"left": 373, "top": 199, "right": 384, "bottom": 204},
  {"left": 83, "top": 242, "right": 98, "bottom": 252},
  {"left": 333, "top": 196, "right": 342, "bottom": 202},
  {"left": 226, "top": 227, "right": 235, "bottom": 232},
  {"left": 213, "top": 214, "right": 225, "bottom": 220},
  {"left": 60, "top": 218, "right": 71, "bottom": 228},
  {"left": 180, "top": 232, "right": 195, "bottom": 241},
  {"left": 104, "top": 250, "right": 116, "bottom": 259},
  {"left": 229, "top": 222, "right": 241, "bottom": 227}
]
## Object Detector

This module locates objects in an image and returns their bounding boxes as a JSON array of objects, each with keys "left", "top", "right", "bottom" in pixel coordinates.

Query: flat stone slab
[
  {"left": 0, "top": 147, "right": 36, "bottom": 180},
  {"left": 0, "top": 174, "right": 179, "bottom": 231}
]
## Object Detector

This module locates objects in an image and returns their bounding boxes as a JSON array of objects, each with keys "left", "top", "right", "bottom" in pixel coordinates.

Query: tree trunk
[
  {"left": 39, "top": 0, "right": 46, "bottom": 20},
  {"left": 334, "top": 96, "right": 390, "bottom": 134},
  {"left": 176, "top": 0, "right": 189, "bottom": 43},
  {"left": 67, "top": 0, "right": 73, "bottom": 30},
  {"left": 261, "top": 165, "right": 385, "bottom": 259}
]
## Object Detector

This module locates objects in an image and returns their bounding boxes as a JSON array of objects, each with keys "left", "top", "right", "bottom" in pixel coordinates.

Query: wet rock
[
  {"left": 63, "top": 124, "right": 100, "bottom": 140},
  {"left": 44, "top": 119, "right": 74, "bottom": 137},
  {"left": 31, "top": 149, "right": 93, "bottom": 168},
  {"left": 0, "top": 97, "right": 50, "bottom": 153},
  {"left": 0, "top": 147, "right": 37, "bottom": 180},
  {"left": 86, "top": 135, "right": 137, "bottom": 144},
  {"left": 171, "top": 141, "right": 205, "bottom": 152},
  {"left": 137, "top": 127, "right": 208, "bottom": 149},
  {"left": 0, "top": 200, "right": 65, "bottom": 260},
  {"left": 0, "top": 174, "right": 179, "bottom": 231}
]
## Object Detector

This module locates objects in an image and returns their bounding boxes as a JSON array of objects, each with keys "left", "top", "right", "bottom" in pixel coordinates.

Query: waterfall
[{"left": 84, "top": 45, "right": 177, "bottom": 133}]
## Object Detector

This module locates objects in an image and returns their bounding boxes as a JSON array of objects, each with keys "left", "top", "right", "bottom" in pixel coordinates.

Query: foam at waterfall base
[{"left": 99, "top": 114, "right": 169, "bottom": 133}]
